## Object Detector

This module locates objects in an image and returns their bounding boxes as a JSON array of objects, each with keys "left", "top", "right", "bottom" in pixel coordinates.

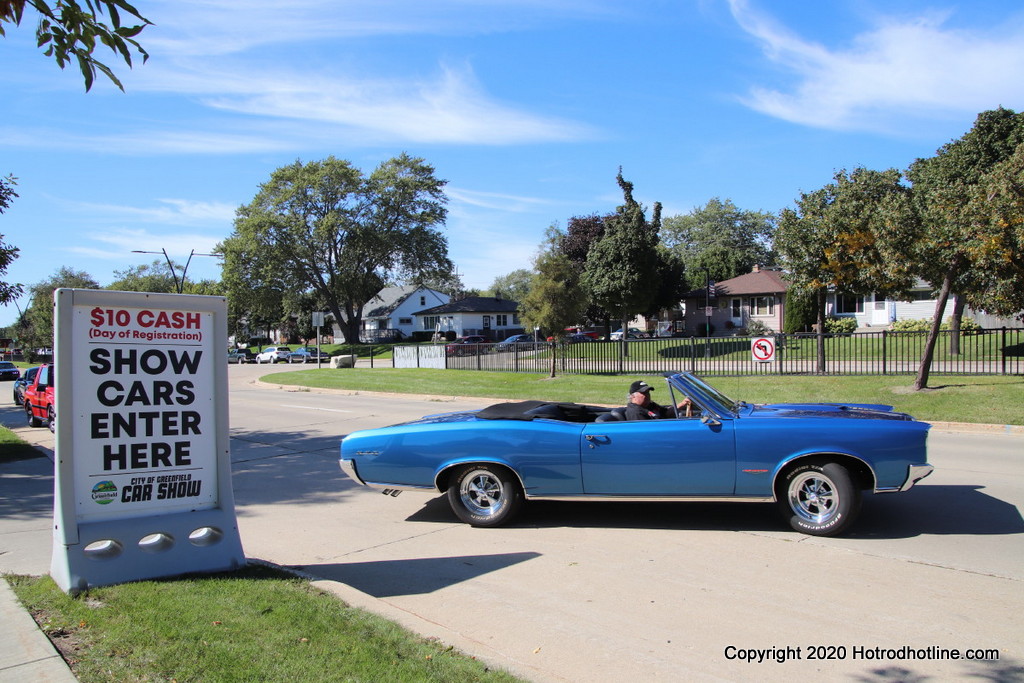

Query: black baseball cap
[{"left": 629, "top": 380, "right": 653, "bottom": 394}]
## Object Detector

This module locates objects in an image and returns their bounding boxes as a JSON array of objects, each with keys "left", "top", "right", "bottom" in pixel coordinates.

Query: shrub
[
  {"left": 891, "top": 317, "right": 984, "bottom": 334},
  {"left": 746, "top": 319, "right": 773, "bottom": 336},
  {"left": 824, "top": 316, "right": 858, "bottom": 334}
]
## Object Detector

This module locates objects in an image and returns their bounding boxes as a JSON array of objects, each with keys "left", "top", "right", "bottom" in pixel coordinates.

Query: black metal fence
[{"left": 435, "top": 328, "right": 1024, "bottom": 376}]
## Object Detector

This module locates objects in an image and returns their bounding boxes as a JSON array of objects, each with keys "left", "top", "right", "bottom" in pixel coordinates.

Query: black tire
[
  {"left": 26, "top": 403, "right": 42, "bottom": 428},
  {"left": 13, "top": 388, "right": 22, "bottom": 406},
  {"left": 47, "top": 405, "right": 55, "bottom": 433},
  {"left": 446, "top": 464, "right": 524, "bottom": 527},
  {"left": 777, "top": 461, "right": 861, "bottom": 536}
]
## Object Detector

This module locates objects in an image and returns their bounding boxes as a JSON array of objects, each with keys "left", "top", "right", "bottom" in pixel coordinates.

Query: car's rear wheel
[
  {"left": 447, "top": 464, "right": 524, "bottom": 527},
  {"left": 47, "top": 405, "right": 55, "bottom": 433},
  {"left": 26, "top": 403, "right": 42, "bottom": 428},
  {"left": 777, "top": 461, "right": 860, "bottom": 536}
]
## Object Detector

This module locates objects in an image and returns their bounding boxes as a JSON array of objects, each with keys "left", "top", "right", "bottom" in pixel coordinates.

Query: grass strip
[
  {"left": 263, "top": 368, "right": 1024, "bottom": 425},
  {"left": 0, "top": 425, "right": 46, "bottom": 462},
  {"left": 6, "top": 566, "right": 520, "bottom": 683}
]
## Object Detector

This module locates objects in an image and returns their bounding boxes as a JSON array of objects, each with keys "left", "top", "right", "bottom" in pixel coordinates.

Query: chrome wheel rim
[
  {"left": 459, "top": 470, "right": 505, "bottom": 517},
  {"left": 788, "top": 472, "right": 837, "bottom": 524}
]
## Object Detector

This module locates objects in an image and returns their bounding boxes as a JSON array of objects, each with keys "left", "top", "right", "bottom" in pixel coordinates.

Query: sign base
[{"left": 51, "top": 508, "right": 245, "bottom": 594}]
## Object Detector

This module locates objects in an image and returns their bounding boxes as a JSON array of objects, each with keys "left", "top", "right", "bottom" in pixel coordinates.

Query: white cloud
[
  {"left": 67, "top": 228, "right": 223, "bottom": 262},
  {"left": 727, "top": 0, "right": 1024, "bottom": 132},
  {"left": 71, "top": 199, "right": 237, "bottom": 225}
]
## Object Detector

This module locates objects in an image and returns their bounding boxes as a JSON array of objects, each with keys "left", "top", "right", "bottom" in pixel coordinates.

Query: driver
[{"left": 624, "top": 380, "right": 693, "bottom": 420}]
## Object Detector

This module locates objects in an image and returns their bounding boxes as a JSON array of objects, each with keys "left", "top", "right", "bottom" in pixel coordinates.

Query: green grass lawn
[
  {"left": 6, "top": 567, "right": 518, "bottom": 683},
  {"left": 264, "top": 368, "right": 1024, "bottom": 425}
]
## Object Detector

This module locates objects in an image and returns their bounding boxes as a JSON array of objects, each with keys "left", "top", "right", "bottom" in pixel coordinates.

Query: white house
[
  {"left": 414, "top": 296, "right": 522, "bottom": 340},
  {"left": 356, "top": 285, "right": 450, "bottom": 341}
]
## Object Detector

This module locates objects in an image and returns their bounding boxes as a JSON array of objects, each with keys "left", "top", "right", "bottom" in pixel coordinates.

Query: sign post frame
[{"left": 51, "top": 289, "right": 245, "bottom": 594}]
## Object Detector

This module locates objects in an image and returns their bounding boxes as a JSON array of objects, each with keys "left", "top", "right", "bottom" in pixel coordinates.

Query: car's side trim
[{"left": 525, "top": 494, "right": 775, "bottom": 503}]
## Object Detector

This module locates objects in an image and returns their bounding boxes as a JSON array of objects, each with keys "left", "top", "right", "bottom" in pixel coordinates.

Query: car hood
[{"left": 745, "top": 402, "right": 914, "bottom": 421}]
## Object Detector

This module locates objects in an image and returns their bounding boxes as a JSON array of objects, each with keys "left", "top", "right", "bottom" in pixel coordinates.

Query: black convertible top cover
[{"left": 476, "top": 400, "right": 602, "bottom": 423}]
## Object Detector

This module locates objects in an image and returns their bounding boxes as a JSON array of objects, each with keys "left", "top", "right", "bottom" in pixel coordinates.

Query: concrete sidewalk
[{"left": 0, "top": 439, "right": 76, "bottom": 683}]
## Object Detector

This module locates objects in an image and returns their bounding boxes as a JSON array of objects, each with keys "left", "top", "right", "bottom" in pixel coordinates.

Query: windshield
[{"left": 675, "top": 373, "right": 739, "bottom": 415}]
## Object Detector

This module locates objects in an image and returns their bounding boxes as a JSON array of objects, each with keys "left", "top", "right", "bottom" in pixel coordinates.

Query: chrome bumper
[
  {"left": 899, "top": 464, "right": 934, "bottom": 492},
  {"left": 338, "top": 459, "right": 365, "bottom": 486}
]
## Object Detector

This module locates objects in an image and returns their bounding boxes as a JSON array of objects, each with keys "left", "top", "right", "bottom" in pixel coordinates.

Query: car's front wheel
[
  {"left": 447, "top": 464, "right": 524, "bottom": 527},
  {"left": 777, "top": 461, "right": 861, "bottom": 536},
  {"left": 47, "top": 405, "right": 55, "bottom": 433}
]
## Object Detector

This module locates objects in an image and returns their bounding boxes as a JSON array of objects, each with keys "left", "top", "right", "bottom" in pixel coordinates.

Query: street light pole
[{"left": 131, "top": 248, "right": 217, "bottom": 294}]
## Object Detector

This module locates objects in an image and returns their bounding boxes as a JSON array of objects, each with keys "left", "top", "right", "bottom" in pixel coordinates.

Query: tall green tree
[
  {"left": 221, "top": 154, "right": 453, "bottom": 343},
  {"left": 488, "top": 269, "right": 533, "bottom": 304},
  {"left": 906, "top": 108, "right": 1024, "bottom": 389},
  {"left": 1, "top": 0, "right": 151, "bottom": 91},
  {"left": 108, "top": 259, "right": 179, "bottom": 293},
  {"left": 661, "top": 198, "right": 776, "bottom": 283},
  {"left": 20, "top": 266, "right": 99, "bottom": 354},
  {"left": 520, "top": 229, "right": 588, "bottom": 377},
  {"left": 581, "top": 170, "right": 662, "bottom": 357},
  {"left": 776, "top": 168, "right": 917, "bottom": 372},
  {"left": 0, "top": 174, "right": 22, "bottom": 305}
]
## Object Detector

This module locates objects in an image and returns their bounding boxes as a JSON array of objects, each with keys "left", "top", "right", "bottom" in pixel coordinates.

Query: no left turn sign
[{"left": 751, "top": 337, "right": 775, "bottom": 363}]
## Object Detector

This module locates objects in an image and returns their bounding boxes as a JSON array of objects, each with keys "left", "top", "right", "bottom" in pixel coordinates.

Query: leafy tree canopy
[
  {"left": 661, "top": 197, "right": 776, "bottom": 284},
  {"left": 221, "top": 154, "right": 453, "bottom": 344},
  {"left": 581, "top": 169, "right": 662, "bottom": 325},
  {"left": 488, "top": 269, "right": 533, "bottom": 304},
  {"left": 1, "top": 0, "right": 151, "bottom": 91},
  {"left": 19, "top": 266, "right": 99, "bottom": 352},
  {"left": 0, "top": 174, "right": 22, "bottom": 305}
]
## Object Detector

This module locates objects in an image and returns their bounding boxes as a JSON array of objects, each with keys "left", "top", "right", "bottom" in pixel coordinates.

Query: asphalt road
[{"left": 2, "top": 364, "right": 1022, "bottom": 682}]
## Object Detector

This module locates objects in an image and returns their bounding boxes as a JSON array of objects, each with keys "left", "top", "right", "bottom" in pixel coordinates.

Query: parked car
[
  {"left": 24, "top": 364, "right": 55, "bottom": 433},
  {"left": 255, "top": 346, "right": 292, "bottom": 363},
  {"left": 13, "top": 365, "right": 38, "bottom": 405},
  {"left": 446, "top": 336, "right": 490, "bottom": 356},
  {"left": 609, "top": 328, "right": 649, "bottom": 340},
  {"left": 495, "top": 334, "right": 538, "bottom": 351},
  {"left": 288, "top": 346, "right": 330, "bottom": 363},
  {"left": 339, "top": 372, "right": 933, "bottom": 537},
  {"left": 0, "top": 361, "right": 20, "bottom": 381},
  {"left": 227, "top": 348, "right": 256, "bottom": 364}
]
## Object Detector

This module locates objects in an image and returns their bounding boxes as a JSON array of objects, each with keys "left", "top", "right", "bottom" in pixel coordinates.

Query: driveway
[{"left": 2, "top": 365, "right": 1022, "bottom": 682}]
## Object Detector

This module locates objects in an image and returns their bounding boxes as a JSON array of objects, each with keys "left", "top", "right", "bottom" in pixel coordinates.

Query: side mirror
[{"left": 700, "top": 411, "right": 721, "bottom": 427}]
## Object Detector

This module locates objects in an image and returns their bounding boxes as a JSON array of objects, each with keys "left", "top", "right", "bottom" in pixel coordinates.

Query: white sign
[
  {"left": 751, "top": 336, "right": 776, "bottom": 363},
  {"left": 52, "top": 289, "right": 244, "bottom": 593}
]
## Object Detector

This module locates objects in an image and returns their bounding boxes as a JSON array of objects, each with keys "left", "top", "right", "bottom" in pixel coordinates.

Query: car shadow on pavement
[
  {"left": 293, "top": 552, "right": 542, "bottom": 598},
  {"left": 404, "top": 484, "right": 1022, "bottom": 539}
]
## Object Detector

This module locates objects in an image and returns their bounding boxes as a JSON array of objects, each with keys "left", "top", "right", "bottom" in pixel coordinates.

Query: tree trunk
[
  {"left": 914, "top": 271, "right": 955, "bottom": 391},
  {"left": 549, "top": 341, "right": 557, "bottom": 378},
  {"left": 949, "top": 295, "right": 966, "bottom": 355},
  {"left": 815, "top": 287, "right": 826, "bottom": 374}
]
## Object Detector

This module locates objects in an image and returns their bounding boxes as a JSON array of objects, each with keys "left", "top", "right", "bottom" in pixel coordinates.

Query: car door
[{"left": 580, "top": 417, "right": 736, "bottom": 495}]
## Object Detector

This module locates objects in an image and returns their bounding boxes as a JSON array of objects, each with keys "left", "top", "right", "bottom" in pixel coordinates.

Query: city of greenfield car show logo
[{"left": 91, "top": 480, "right": 118, "bottom": 504}]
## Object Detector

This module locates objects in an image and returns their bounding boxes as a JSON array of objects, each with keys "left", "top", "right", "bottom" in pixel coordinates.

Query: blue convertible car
[{"left": 339, "top": 373, "right": 933, "bottom": 536}]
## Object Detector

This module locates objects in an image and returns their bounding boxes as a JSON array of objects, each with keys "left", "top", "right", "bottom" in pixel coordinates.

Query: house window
[
  {"left": 496, "top": 314, "right": 508, "bottom": 326},
  {"left": 731, "top": 299, "right": 741, "bottom": 318},
  {"left": 749, "top": 296, "right": 775, "bottom": 316},
  {"left": 513, "top": 314, "right": 520, "bottom": 325},
  {"left": 835, "top": 295, "right": 864, "bottom": 314},
  {"left": 398, "top": 317, "right": 412, "bottom": 325},
  {"left": 423, "top": 316, "right": 440, "bottom": 330}
]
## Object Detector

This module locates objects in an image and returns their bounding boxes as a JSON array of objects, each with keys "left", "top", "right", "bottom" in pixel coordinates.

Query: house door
[
  {"left": 871, "top": 295, "right": 890, "bottom": 326},
  {"left": 482, "top": 315, "right": 491, "bottom": 332}
]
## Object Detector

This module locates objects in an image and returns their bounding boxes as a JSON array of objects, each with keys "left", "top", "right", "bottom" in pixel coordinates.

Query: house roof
[
  {"left": 684, "top": 269, "right": 789, "bottom": 298},
  {"left": 364, "top": 285, "right": 447, "bottom": 319},
  {"left": 415, "top": 296, "right": 519, "bottom": 315}
]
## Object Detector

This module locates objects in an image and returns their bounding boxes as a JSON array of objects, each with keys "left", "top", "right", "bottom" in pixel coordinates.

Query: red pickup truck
[{"left": 24, "top": 363, "right": 55, "bottom": 433}]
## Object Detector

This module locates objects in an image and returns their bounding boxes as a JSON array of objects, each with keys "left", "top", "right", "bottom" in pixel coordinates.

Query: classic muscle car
[{"left": 339, "top": 373, "right": 933, "bottom": 536}]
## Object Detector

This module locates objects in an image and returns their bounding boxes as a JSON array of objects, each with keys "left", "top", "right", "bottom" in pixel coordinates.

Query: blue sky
[{"left": 2, "top": 0, "right": 1023, "bottom": 327}]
